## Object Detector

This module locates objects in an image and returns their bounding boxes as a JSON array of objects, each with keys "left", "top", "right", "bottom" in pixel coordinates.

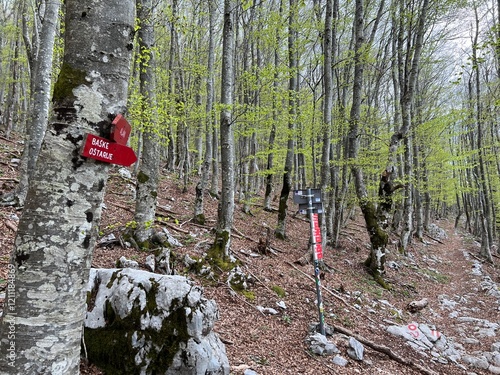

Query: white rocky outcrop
[{"left": 84, "top": 268, "right": 229, "bottom": 375}]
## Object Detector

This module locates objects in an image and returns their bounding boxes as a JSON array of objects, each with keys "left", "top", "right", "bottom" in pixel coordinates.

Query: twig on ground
[
  {"left": 107, "top": 201, "right": 133, "bottom": 213},
  {"left": 222, "top": 283, "right": 265, "bottom": 316},
  {"left": 424, "top": 233, "right": 444, "bottom": 244},
  {"left": 232, "top": 226, "right": 257, "bottom": 243},
  {"left": 4, "top": 220, "right": 17, "bottom": 232},
  {"left": 244, "top": 267, "right": 278, "bottom": 296},
  {"left": 156, "top": 220, "right": 190, "bottom": 234},
  {"left": 286, "top": 260, "right": 378, "bottom": 325},
  {"left": 0, "top": 135, "right": 17, "bottom": 144},
  {"left": 0, "top": 177, "right": 19, "bottom": 182},
  {"left": 331, "top": 324, "right": 439, "bottom": 375}
]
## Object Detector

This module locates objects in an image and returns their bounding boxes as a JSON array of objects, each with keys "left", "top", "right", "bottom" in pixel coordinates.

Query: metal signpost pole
[{"left": 307, "top": 188, "right": 325, "bottom": 336}]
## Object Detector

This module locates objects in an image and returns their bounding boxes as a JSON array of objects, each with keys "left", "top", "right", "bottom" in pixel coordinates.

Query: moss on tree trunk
[{"left": 360, "top": 200, "right": 391, "bottom": 289}]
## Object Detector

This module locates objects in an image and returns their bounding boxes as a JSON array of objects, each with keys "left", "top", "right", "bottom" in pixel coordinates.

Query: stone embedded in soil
[{"left": 84, "top": 268, "right": 229, "bottom": 375}]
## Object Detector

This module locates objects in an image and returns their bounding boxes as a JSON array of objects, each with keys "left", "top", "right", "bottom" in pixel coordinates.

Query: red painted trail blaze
[{"left": 81, "top": 133, "right": 137, "bottom": 166}]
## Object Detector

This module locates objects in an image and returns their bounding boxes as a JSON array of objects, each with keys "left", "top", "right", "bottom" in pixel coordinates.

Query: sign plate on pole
[
  {"left": 312, "top": 213, "right": 323, "bottom": 260},
  {"left": 81, "top": 133, "right": 137, "bottom": 167},
  {"left": 294, "top": 187, "right": 325, "bottom": 335},
  {"left": 293, "top": 188, "right": 322, "bottom": 204}
]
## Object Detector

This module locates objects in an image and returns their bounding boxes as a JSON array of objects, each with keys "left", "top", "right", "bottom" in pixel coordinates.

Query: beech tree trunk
[
  {"left": 14, "top": 0, "right": 61, "bottom": 207},
  {"left": 275, "top": 0, "right": 298, "bottom": 239},
  {"left": 193, "top": 0, "right": 216, "bottom": 224},
  {"left": 0, "top": 1, "right": 135, "bottom": 373},
  {"left": 263, "top": 0, "right": 283, "bottom": 212},
  {"left": 134, "top": 0, "right": 161, "bottom": 246},
  {"left": 213, "top": 0, "right": 235, "bottom": 258},
  {"left": 320, "top": 0, "right": 334, "bottom": 247},
  {"left": 348, "top": 0, "right": 390, "bottom": 288}
]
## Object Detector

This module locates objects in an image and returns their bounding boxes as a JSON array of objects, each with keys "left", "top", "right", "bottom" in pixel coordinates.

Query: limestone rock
[{"left": 84, "top": 268, "right": 229, "bottom": 375}]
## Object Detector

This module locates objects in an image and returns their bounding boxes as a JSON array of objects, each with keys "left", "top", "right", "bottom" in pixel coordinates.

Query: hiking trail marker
[
  {"left": 293, "top": 188, "right": 325, "bottom": 335},
  {"left": 110, "top": 114, "right": 132, "bottom": 145},
  {"left": 81, "top": 115, "right": 136, "bottom": 166}
]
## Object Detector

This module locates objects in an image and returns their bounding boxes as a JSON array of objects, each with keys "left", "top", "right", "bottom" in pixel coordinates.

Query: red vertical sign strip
[{"left": 312, "top": 213, "right": 323, "bottom": 260}]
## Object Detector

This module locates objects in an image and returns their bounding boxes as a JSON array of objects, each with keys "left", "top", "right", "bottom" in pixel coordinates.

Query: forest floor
[{"left": 0, "top": 134, "right": 499, "bottom": 375}]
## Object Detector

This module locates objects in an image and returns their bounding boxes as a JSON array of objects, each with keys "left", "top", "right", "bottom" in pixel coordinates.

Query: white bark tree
[
  {"left": 212, "top": 0, "right": 235, "bottom": 258},
  {"left": 0, "top": 0, "right": 135, "bottom": 373},
  {"left": 13, "top": 0, "right": 62, "bottom": 207},
  {"left": 134, "top": 0, "right": 161, "bottom": 245}
]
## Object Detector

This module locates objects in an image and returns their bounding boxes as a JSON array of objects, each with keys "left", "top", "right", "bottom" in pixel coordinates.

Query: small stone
[
  {"left": 118, "top": 256, "right": 139, "bottom": 269},
  {"left": 332, "top": 356, "right": 348, "bottom": 366},
  {"left": 155, "top": 248, "right": 171, "bottom": 275},
  {"left": 347, "top": 337, "right": 364, "bottom": 361},
  {"left": 276, "top": 301, "right": 287, "bottom": 309},
  {"left": 492, "top": 353, "right": 500, "bottom": 367},
  {"left": 118, "top": 167, "right": 132, "bottom": 179},
  {"left": 145, "top": 255, "right": 155, "bottom": 272},
  {"left": 462, "top": 355, "right": 490, "bottom": 370},
  {"left": 256, "top": 306, "right": 278, "bottom": 315},
  {"left": 244, "top": 369, "right": 259, "bottom": 375},
  {"left": 489, "top": 365, "right": 500, "bottom": 375}
]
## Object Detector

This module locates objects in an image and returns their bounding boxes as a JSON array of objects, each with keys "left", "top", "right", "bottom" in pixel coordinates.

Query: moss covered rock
[{"left": 84, "top": 268, "right": 229, "bottom": 374}]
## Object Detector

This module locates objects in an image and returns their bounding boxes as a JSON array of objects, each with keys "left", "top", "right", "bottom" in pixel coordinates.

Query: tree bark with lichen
[
  {"left": 133, "top": 0, "right": 161, "bottom": 247},
  {"left": 212, "top": 0, "right": 235, "bottom": 260},
  {"left": 0, "top": 1, "right": 135, "bottom": 373},
  {"left": 275, "top": 0, "right": 298, "bottom": 240},
  {"left": 347, "top": 0, "right": 390, "bottom": 289}
]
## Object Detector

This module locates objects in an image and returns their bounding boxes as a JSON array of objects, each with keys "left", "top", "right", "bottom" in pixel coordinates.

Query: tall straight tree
[
  {"left": 320, "top": 0, "right": 334, "bottom": 247},
  {"left": 194, "top": 0, "right": 217, "bottom": 224},
  {"left": 263, "top": 0, "right": 283, "bottom": 212},
  {"left": 0, "top": 0, "right": 135, "bottom": 372},
  {"left": 348, "top": 0, "right": 390, "bottom": 288},
  {"left": 275, "top": 0, "right": 298, "bottom": 239},
  {"left": 134, "top": 0, "right": 161, "bottom": 245},
  {"left": 213, "top": 0, "right": 235, "bottom": 257},
  {"left": 396, "top": 0, "right": 429, "bottom": 252},
  {"left": 13, "top": 0, "right": 61, "bottom": 206},
  {"left": 471, "top": 2, "right": 494, "bottom": 262}
]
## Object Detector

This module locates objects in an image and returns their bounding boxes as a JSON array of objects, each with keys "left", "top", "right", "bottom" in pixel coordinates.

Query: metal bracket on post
[{"left": 293, "top": 188, "right": 325, "bottom": 335}]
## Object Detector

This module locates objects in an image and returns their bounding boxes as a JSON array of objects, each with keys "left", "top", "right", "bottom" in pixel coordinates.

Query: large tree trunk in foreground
[{"left": 0, "top": 1, "right": 135, "bottom": 373}]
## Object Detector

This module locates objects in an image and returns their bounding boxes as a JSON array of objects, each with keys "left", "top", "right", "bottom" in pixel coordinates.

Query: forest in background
[{"left": 0, "top": 0, "right": 499, "bottom": 273}]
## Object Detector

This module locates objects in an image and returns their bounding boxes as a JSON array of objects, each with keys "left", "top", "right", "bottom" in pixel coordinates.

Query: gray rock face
[
  {"left": 347, "top": 337, "right": 364, "bottom": 361},
  {"left": 84, "top": 268, "right": 229, "bottom": 375}
]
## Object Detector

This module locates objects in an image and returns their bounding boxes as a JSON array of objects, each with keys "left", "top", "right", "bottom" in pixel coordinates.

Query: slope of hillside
[{"left": 1, "top": 135, "right": 499, "bottom": 375}]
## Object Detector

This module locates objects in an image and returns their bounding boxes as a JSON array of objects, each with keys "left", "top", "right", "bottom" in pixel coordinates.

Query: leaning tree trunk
[
  {"left": 134, "top": 0, "right": 161, "bottom": 246},
  {"left": 0, "top": 1, "right": 135, "bottom": 373}
]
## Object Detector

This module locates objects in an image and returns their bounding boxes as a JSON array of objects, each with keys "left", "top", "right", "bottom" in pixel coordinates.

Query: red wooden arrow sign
[
  {"left": 81, "top": 134, "right": 137, "bottom": 166},
  {"left": 110, "top": 114, "right": 132, "bottom": 145}
]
